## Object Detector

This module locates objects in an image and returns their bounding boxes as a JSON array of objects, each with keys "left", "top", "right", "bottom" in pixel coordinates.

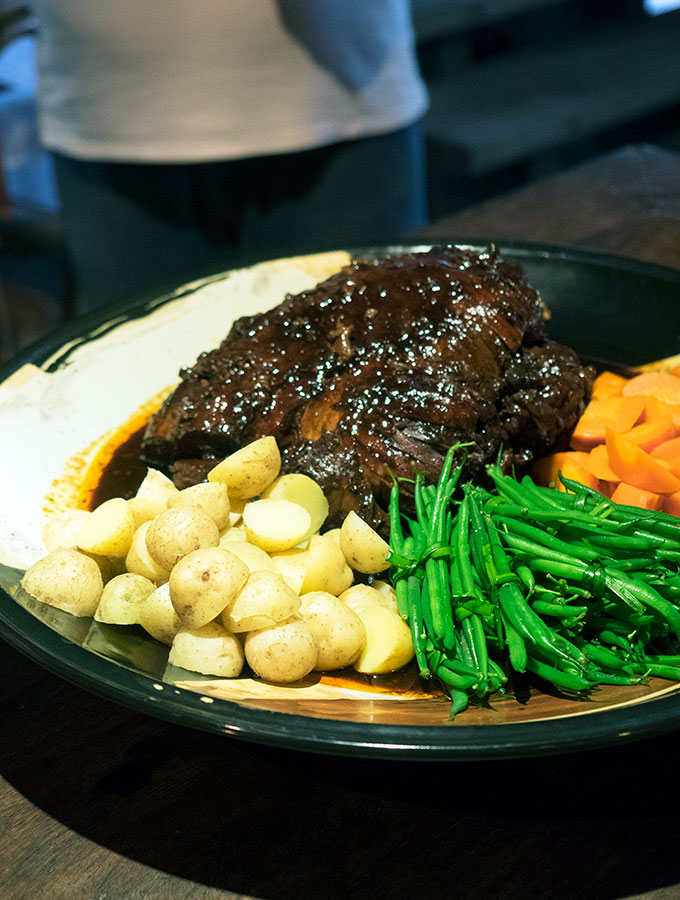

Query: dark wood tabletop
[{"left": 3, "top": 142, "right": 680, "bottom": 900}]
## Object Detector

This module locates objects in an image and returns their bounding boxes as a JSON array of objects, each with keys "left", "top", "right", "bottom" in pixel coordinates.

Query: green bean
[
  {"left": 525, "top": 657, "right": 594, "bottom": 692},
  {"left": 532, "top": 599, "right": 589, "bottom": 619}
]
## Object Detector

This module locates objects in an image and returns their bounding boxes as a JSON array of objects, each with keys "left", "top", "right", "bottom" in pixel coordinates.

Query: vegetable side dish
[{"left": 17, "top": 247, "right": 680, "bottom": 719}]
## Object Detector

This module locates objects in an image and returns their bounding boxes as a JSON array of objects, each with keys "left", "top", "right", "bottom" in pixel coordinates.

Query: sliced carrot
[
  {"left": 621, "top": 371, "right": 680, "bottom": 405},
  {"left": 619, "top": 416, "right": 677, "bottom": 452},
  {"left": 641, "top": 395, "right": 680, "bottom": 423},
  {"left": 650, "top": 435, "right": 680, "bottom": 473},
  {"left": 570, "top": 396, "right": 645, "bottom": 450},
  {"left": 586, "top": 443, "right": 620, "bottom": 482},
  {"left": 663, "top": 490, "right": 680, "bottom": 518},
  {"left": 533, "top": 451, "right": 599, "bottom": 492},
  {"left": 591, "top": 370, "right": 627, "bottom": 399},
  {"left": 596, "top": 479, "right": 617, "bottom": 499},
  {"left": 605, "top": 427, "right": 680, "bottom": 493},
  {"left": 610, "top": 482, "right": 664, "bottom": 511}
]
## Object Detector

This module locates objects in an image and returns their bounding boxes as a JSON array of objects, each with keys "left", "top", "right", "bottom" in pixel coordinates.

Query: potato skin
[
  {"left": 22, "top": 547, "right": 103, "bottom": 617},
  {"left": 207, "top": 435, "right": 281, "bottom": 499},
  {"left": 244, "top": 619, "right": 318, "bottom": 683},
  {"left": 138, "top": 582, "right": 181, "bottom": 644},
  {"left": 94, "top": 572, "right": 155, "bottom": 624},
  {"left": 167, "top": 482, "right": 230, "bottom": 531},
  {"left": 223, "top": 570, "right": 301, "bottom": 632},
  {"left": 169, "top": 547, "right": 249, "bottom": 628},
  {"left": 169, "top": 621, "right": 245, "bottom": 677},
  {"left": 339, "top": 511, "right": 391, "bottom": 574},
  {"left": 146, "top": 506, "right": 219, "bottom": 571},
  {"left": 300, "top": 590, "right": 366, "bottom": 671}
]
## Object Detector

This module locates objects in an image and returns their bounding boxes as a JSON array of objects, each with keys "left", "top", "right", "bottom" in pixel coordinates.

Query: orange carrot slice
[
  {"left": 591, "top": 370, "right": 627, "bottom": 399},
  {"left": 586, "top": 443, "right": 620, "bottom": 482},
  {"left": 650, "top": 435, "right": 680, "bottom": 473},
  {"left": 663, "top": 490, "right": 680, "bottom": 518},
  {"left": 570, "top": 396, "right": 645, "bottom": 451},
  {"left": 533, "top": 451, "right": 599, "bottom": 492},
  {"left": 610, "top": 482, "right": 664, "bottom": 511},
  {"left": 619, "top": 417, "right": 677, "bottom": 452},
  {"left": 641, "top": 395, "right": 680, "bottom": 423},
  {"left": 605, "top": 427, "right": 680, "bottom": 493},
  {"left": 622, "top": 371, "right": 680, "bottom": 405}
]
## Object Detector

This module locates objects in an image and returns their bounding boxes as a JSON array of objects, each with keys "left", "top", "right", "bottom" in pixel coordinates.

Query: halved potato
[
  {"left": 167, "top": 481, "right": 230, "bottom": 531},
  {"left": 261, "top": 473, "right": 329, "bottom": 537},
  {"left": 94, "top": 572, "right": 155, "bottom": 624},
  {"left": 339, "top": 511, "right": 391, "bottom": 574},
  {"left": 299, "top": 590, "right": 365, "bottom": 671},
  {"left": 168, "top": 546, "right": 249, "bottom": 628},
  {"left": 207, "top": 436, "right": 281, "bottom": 499},
  {"left": 22, "top": 547, "right": 103, "bottom": 617},
  {"left": 244, "top": 618, "right": 318, "bottom": 683},
  {"left": 75, "top": 497, "right": 136, "bottom": 558},
  {"left": 146, "top": 506, "right": 220, "bottom": 571},
  {"left": 42, "top": 508, "right": 92, "bottom": 552},
  {"left": 138, "top": 582, "right": 181, "bottom": 644},
  {"left": 169, "top": 621, "right": 244, "bottom": 677},
  {"left": 223, "top": 570, "right": 301, "bottom": 632},
  {"left": 299, "top": 534, "right": 353, "bottom": 596},
  {"left": 128, "top": 468, "right": 179, "bottom": 528},
  {"left": 242, "top": 498, "right": 311, "bottom": 553},
  {"left": 219, "top": 539, "right": 276, "bottom": 574},
  {"left": 269, "top": 546, "right": 308, "bottom": 594},
  {"left": 125, "top": 520, "right": 170, "bottom": 583},
  {"left": 353, "top": 606, "right": 414, "bottom": 674}
]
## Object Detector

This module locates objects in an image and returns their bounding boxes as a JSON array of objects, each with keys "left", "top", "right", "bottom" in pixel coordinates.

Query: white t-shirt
[{"left": 31, "top": 0, "right": 428, "bottom": 163}]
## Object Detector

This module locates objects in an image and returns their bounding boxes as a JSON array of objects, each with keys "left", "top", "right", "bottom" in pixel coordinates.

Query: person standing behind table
[{"left": 27, "top": 0, "right": 429, "bottom": 313}]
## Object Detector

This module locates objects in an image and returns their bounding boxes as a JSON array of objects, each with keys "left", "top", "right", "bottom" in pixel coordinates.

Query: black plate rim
[{"left": 3, "top": 239, "right": 680, "bottom": 761}]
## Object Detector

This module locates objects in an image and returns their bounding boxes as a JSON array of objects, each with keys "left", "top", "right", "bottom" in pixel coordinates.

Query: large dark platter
[{"left": 1, "top": 241, "right": 680, "bottom": 761}]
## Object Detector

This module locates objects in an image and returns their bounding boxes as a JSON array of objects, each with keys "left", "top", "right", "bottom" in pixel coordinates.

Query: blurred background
[{"left": 1, "top": 0, "right": 680, "bottom": 361}]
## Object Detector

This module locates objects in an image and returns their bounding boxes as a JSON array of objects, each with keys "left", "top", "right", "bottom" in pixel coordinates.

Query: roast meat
[{"left": 142, "top": 246, "right": 594, "bottom": 531}]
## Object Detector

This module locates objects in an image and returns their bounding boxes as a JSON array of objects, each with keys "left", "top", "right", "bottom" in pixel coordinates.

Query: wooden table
[{"left": 3, "top": 143, "right": 680, "bottom": 900}]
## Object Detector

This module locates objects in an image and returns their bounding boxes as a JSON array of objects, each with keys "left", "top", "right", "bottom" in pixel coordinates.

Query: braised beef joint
[{"left": 142, "top": 246, "right": 594, "bottom": 530}]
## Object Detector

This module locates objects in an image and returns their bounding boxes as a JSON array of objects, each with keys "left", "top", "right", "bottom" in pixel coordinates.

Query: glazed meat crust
[{"left": 142, "top": 246, "right": 594, "bottom": 531}]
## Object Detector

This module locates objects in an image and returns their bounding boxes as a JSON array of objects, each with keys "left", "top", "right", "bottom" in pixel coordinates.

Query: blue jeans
[{"left": 52, "top": 122, "right": 427, "bottom": 313}]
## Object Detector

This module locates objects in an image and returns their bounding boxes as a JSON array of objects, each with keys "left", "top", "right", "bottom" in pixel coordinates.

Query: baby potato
[
  {"left": 353, "top": 606, "right": 414, "bottom": 674},
  {"left": 243, "top": 498, "right": 311, "bottom": 553},
  {"left": 207, "top": 435, "right": 281, "bottom": 499},
  {"left": 219, "top": 523, "right": 248, "bottom": 544},
  {"left": 323, "top": 527, "right": 342, "bottom": 546},
  {"left": 42, "top": 508, "right": 92, "bottom": 551},
  {"left": 94, "top": 572, "right": 155, "bottom": 625},
  {"left": 340, "top": 511, "right": 391, "bottom": 574},
  {"left": 299, "top": 534, "right": 354, "bottom": 596},
  {"left": 125, "top": 520, "right": 170, "bottom": 583},
  {"left": 299, "top": 590, "right": 366, "bottom": 671},
  {"left": 218, "top": 539, "right": 276, "bottom": 574},
  {"left": 128, "top": 467, "right": 179, "bottom": 528},
  {"left": 223, "top": 570, "right": 301, "bottom": 632},
  {"left": 169, "top": 546, "right": 249, "bottom": 628},
  {"left": 169, "top": 621, "right": 244, "bottom": 677},
  {"left": 75, "top": 497, "right": 136, "bottom": 558},
  {"left": 22, "top": 547, "right": 103, "bottom": 617},
  {"left": 339, "top": 583, "right": 385, "bottom": 616},
  {"left": 369, "top": 579, "right": 399, "bottom": 614},
  {"left": 138, "top": 582, "right": 181, "bottom": 644},
  {"left": 244, "top": 618, "right": 318, "bottom": 683},
  {"left": 261, "top": 473, "right": 329, "bottom": 537},
  {"left": 269, "top": 546, "right": 308, "bottom": 594},
  {"left": 146, "top": 506, "right": 219, "bottom": 571},
  {"left": 167, "top": 481, "right": 230, "bottom": 531}
]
